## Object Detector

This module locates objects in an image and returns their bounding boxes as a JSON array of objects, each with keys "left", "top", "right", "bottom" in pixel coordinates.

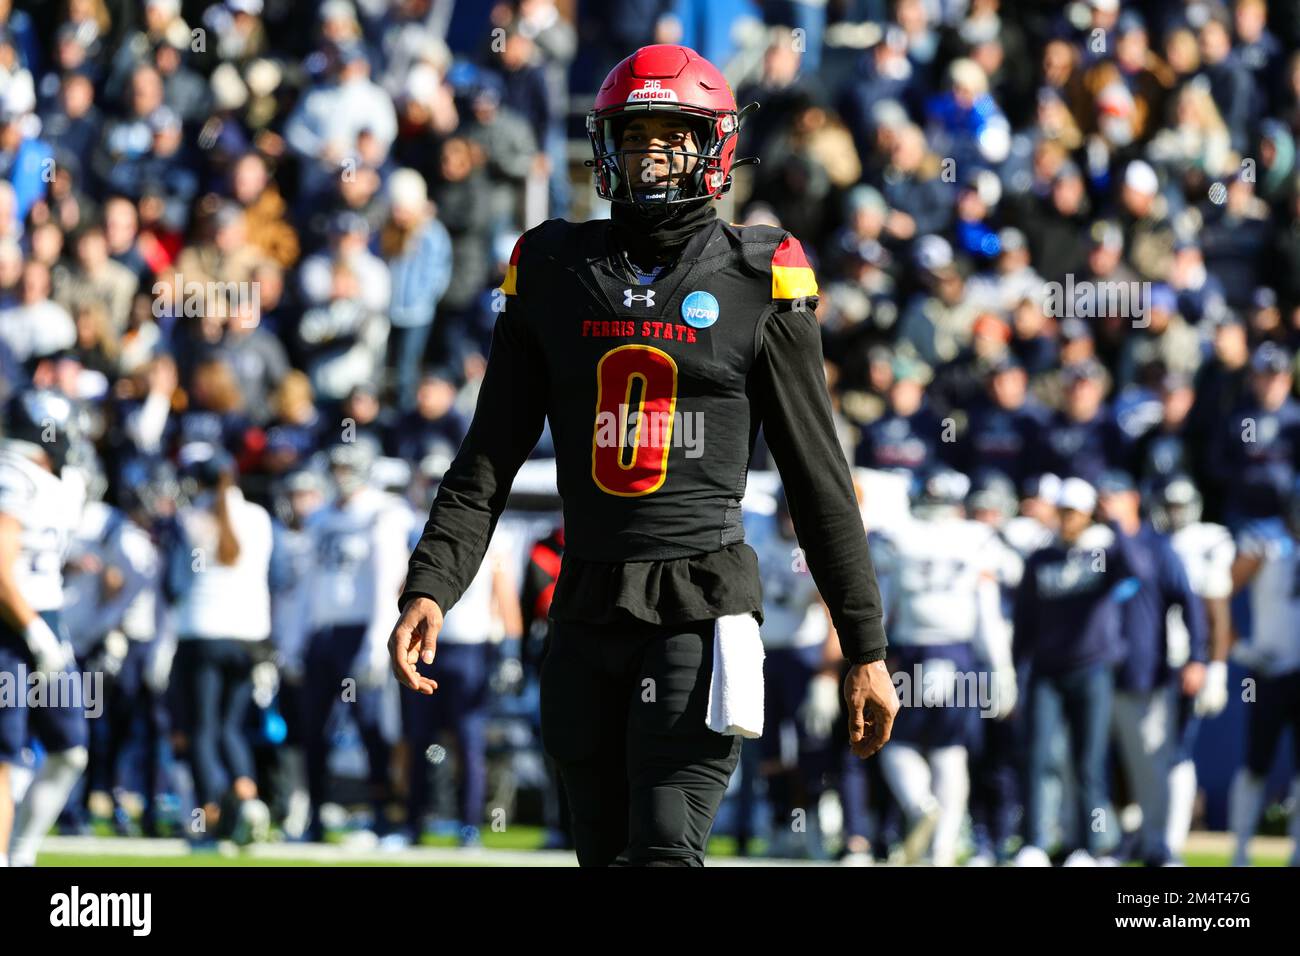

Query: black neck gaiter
[{"left": 610, "top": 199, "right": 718, "bottom": 270}]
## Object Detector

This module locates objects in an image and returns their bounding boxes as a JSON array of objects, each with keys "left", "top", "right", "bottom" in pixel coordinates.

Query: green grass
[
  {"left": 1182, "top": 852, "right": 1286, "bottom": 867},
  {"left": 34, "top": 823, "right": 1292, "bottom": 867},
  {"left": 37, "top": 847, "right": 1289, "bottom": 867},
  {"left": 37, "top": 853, "right": 486, "bottom": 867}
]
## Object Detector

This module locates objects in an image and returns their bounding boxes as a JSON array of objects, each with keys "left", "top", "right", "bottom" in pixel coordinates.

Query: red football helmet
[{"left": 587, "top": 44, "right": 756, "bottom": 207}]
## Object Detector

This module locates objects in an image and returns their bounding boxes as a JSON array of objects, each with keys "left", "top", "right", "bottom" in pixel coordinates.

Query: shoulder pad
[
  {"left": 0, "top": 457, "right": 37, "bottom": 512},
  {"left": 1236, "top": 517, "right": 1288, "bottom": 554},
  {"left": 725, "top": 224, "right": 819, "bottom": 303},
  {"left": 499, "top": 219, "right": 588, "bottom": 298},
  {"left": 770, "top": 233, "right": 819, "bottom": 303}
]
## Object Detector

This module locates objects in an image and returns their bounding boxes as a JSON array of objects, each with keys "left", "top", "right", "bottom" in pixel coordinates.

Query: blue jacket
[
  {"left": 1113, "top": 523, "right": 1209, "bottom": 692},
  {"left": 1034, "top": 409, "right": 1127, "bottom": 485},
  {"left": 2, "top": 136, "right": 53, "bottom": 223},
  {"left": 1014, "top": 527, "right": 1136, "bottom": 677},
  {"left": 1215, "top": 397, "right": 1300, "bottom": 519},
  {"left": 962, "top": 398, "right": 1049, "bottom": 487},
  {"left": 389, "top": 219, "right": 453, "bottom": 329}
]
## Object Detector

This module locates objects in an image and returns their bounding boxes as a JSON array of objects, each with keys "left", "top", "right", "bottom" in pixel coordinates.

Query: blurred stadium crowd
[{"left": 1, "top": 0, "right": 1299, "bottom": 864}]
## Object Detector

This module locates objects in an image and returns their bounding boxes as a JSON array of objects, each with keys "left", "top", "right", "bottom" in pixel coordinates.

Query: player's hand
[
  {"left": 990, "top": 667, "right": 1018, "bottom": 721},
  {"left": 389, "top": 596, "right": 443, "bottom": 694},
  {"left": 845, "top": 659, "right": 898, "bottom": 759},
  {"left": 1194, "top": 660, "right": 1229, "bottom": 718},
  {"left": 25, "top": 617, "right": 75, "bottom": 673},
  {"left": 1180, "top": 660, "right": 1206, "bottom": 698}
]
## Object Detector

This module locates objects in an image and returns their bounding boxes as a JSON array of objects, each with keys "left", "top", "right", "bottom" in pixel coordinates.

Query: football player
[
  {"left": 964, "top": 470, "right": 1027, "bottom": 865},
  {"left": 872, "top": 468, "right": 1015, "bottom": 865},
  {"left": 1226, "top": 480, "right": 1300, "bottom": 867},
  {"left": 61, "top": 468, "right": 159, "bottom": 834},
  {"left": 0, "top": 391, "right": 89, "bottom": 867},
  {"left": 268, "top": 467, "right": 328, "bottom": 839},
  {"left": 1096, "top": 471, "right": 1207, "bottom": 866},
  {"left": 391, "top": 44, "right": 896, "bottom": 867},
  {"left": 749, "top": 488, "right": 840, "bottom": 859},
  {"left": 401, "top": 517, "right": 520, "bottom": 848},
  {"left": 1149, "top": 474, "right": 1234, "bottom": 860},
  {"left": 302, "top": 440, "right": 414, "bottom": 841}
]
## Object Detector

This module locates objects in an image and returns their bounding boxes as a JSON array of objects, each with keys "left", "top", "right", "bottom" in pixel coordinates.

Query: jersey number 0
[{"left": 591, "top": 345, "right": 678, "bottom": 497}]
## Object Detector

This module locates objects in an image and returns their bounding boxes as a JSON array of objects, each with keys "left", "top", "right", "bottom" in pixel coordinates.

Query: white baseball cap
[
  {"left": 1124, "top": 159, "right": 1158, "bottom": 196},
  {"left": 1056, "top": 477, "right": 1098, "bottom": 514},
  {"left": 388, "top": 168, "right": 428, "bottom": 210}
]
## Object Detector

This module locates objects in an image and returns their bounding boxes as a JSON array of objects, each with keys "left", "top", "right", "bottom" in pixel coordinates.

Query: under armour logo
[{"left": 624, "top": 289, "right": 655, "bottom": 307}]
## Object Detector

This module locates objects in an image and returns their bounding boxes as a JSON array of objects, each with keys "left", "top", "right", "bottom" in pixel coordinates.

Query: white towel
[{"left": 706, "top": 613, "right": 765, "bottom": 738}]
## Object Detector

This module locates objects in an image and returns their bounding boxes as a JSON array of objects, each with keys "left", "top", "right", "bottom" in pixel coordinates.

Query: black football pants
[{"left": 539, "top": 615, "right": 743, "bottom": 866}]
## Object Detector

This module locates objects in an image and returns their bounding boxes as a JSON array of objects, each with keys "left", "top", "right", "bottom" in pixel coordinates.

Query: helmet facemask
[
  {"left": 588, "top": 106, "right": 740, "bottom": 208},
  {"left": 1152, "top": 477, "right": 1202, "bottom": 533}
]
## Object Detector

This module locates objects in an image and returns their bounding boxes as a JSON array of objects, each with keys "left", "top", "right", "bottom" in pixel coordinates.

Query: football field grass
[{"left": 35, "top": 831, "right": 1291, "bottom": 867}]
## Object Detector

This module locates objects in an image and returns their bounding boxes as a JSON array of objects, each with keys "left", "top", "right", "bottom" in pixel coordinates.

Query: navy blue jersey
[
  {"left": 962, "top": 398, "right": 1049, "bottom": 487},
  {"left": 1113, "top": 523, "right": 1209, "bottom": 692},
  {"left": 854, "top": 405, "right": 946, "bottom": 473},
  {"left": 1215, "top": 398, "right": 1300, "bottom": 519},
  {"left": 1013, "top": 525, "right": 1135, "bottom": 677},
  {"left": 1034, "top": 410, "right": 1126, "bottom": 485}
]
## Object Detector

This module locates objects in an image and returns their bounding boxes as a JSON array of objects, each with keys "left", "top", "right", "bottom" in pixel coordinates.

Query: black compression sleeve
[{"left": 751, "top": 305, "right": 888, "bottom": 664}]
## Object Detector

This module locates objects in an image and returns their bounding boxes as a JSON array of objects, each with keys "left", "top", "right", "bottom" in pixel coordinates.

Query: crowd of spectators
[{"left": 2, "top": 0, "right": 1300, "bottom": 857}]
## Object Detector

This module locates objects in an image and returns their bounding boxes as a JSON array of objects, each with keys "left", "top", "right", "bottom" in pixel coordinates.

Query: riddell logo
[{"left": 627, "top": 80, "right": 678, "bottom": 102}]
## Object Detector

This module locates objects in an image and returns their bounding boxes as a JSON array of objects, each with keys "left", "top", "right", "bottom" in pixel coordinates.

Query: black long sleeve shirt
[{"left": 401, "top": 217, "right": 887, "bottom": 664}]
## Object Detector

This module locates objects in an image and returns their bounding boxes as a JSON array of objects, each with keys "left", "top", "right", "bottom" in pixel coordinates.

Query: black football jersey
[
  {"left": 505, "top": 217, "right": 811, "bottom": 561},
  {"left": 404, "top": 214, "right": 888, "bottom": 663}
]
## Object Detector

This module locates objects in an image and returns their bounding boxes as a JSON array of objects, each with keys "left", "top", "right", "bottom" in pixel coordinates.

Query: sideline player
[
  {"left": 302, "top": 440, "right": 413, "bottom": 840},
  {"left": 1226, "top": 483, "right": 1300, "bottom": 867},
  {"left": 0, "top": 391, "right": 89, "bottom": 866},
  {"left": 1150, "top": 475, "right": 1234, "bottom": 860},
  {"left": 873, "top": 469, "right": 1015, "bottom": 865}
]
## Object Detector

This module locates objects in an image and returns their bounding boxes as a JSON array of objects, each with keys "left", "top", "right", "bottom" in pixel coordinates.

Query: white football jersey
[
  {"left": 1234, "top": 520, "right": 1300, "bottom": 677},
  {"left": 1166, "top": 522, "right": 1234, "bottom": 667},
  {"left": 62, "top": 501, "right": 158, "bottom": 651},
  {"left": 306, "top": 487, "right": 414, "bottom": 633},
  {"left": 438, "top": 533, "right": 513, "bottom": 645},
  {"left": 751, "top": 511, "right": 828, "bottom": 650},
  {"left": 873, "top": 515, "right": 1004, "bottom": 646},
  {"left": 0, "top": 449, "right": 85, "bottom": 612},
  {"left": 271, "top": 523, "right": 316, "bottom": 665},
  {"left": 1001, "top": 514, "right": 1055, "bottom": 559}
]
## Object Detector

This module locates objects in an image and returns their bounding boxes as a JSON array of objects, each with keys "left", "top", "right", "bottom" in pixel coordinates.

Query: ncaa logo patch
[{"left": 681, "top": 290, "right": 719, "bottom": 329}]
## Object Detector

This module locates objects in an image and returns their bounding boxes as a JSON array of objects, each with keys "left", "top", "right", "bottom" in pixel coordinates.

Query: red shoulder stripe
[{"left": 772, "top": 235, "right": 811, "bottom": 269}]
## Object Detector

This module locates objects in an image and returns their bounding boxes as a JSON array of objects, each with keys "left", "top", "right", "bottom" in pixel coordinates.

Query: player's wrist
[
  {"left": 400, "top": 592, "right": 443, "bottom": 618},
  {"left": 849, "top": 648, "right": 887, "bottom": 667}
]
